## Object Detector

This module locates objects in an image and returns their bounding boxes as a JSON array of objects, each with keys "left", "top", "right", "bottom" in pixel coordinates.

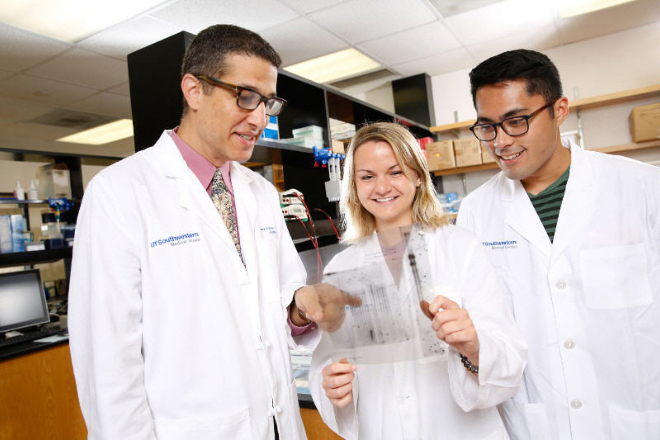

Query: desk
[
  {"left": 0, "top": 342, "right": 86, "bottom": 440},
  {"left": 0, "top": 342, "right": 341, "bottom": 440}
]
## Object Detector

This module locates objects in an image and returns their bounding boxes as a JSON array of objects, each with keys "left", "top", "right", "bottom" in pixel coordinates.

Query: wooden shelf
[
  {"left": 430, "top": 119, "right": 475, "bottom": 133},
  {"left": 433, "top": 162, "right": 498, "bottom": 176},
  {"left": 433, "top": 139, "right": 660, "bottom": 177},
  {"left": 594, "top": 139, "right": 660, "bottom": 154},
  {"left": 569, "top": 84, "right": 660, "bottom": 111},
  {"left": 430, "top": 84, "right": 660, "bottom": 134}
]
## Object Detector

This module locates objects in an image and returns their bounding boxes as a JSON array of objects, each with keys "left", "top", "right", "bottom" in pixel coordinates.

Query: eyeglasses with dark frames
[
  {"left": 470, "top": 98, "right": 560, "bottom": 142},
  {"left": 195, "top": 75, "right": 287, "bottom": 116}
]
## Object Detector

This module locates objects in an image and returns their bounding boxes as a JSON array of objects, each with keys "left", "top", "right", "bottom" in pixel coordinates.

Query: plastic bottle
[
  {"left": 28, "top": 180, "right": 39, "bottom": 200},
  {"left": 14, "top": 180, "right": 25, "bottom": 200}
]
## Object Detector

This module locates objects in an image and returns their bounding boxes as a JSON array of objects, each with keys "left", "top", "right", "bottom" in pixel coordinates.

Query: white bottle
[
  {"left": 28, "top": 180, "right": 39, "bottom": 200},
  {"left": 14, "top": 180, "right": 25, "bottom": 200}
]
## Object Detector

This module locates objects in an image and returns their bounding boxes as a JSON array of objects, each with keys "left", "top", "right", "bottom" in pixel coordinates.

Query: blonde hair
[{"left": 340, "top": 122, "right": 448, "bottom": 242}]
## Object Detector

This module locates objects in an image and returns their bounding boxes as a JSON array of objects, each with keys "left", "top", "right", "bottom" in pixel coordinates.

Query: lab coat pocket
[
  {"left": 523, "top": 403, "right": 553, "bottom": 440},
  {"left": 608, "top": 405, "right": 660, "bottom": 440},
  {"left": 580, "top": 243, "right": 653, "bottom": 310},
  {"left": 153, "top": 407, "right": 251, "bottom": 440}
]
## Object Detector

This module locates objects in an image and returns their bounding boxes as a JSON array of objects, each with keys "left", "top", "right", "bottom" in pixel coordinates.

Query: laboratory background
[{"left": 0, "top": 0, "right": 659, "bottom": 438}]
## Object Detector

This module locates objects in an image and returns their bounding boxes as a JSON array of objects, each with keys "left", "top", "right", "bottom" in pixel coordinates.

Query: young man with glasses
[
  {"left": 69, "top": 24, "right": 342, "bottom": 440},
  {"left": 457, "top": 49, "right": 660, "bottom": 439}
]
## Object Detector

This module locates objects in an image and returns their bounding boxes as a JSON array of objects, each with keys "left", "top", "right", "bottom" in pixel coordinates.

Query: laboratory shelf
[
  {"left": 430, "top": 83, "right": 660, "bottom": 134},
  {"left": 0, "top": 199, "right": 51, "bottom": 205},
  {"left": 0, "top": 248, "right": 72, "bottom": 268},
  {"left": 433, "top": 139, "right": 660, "bottom": 177}
]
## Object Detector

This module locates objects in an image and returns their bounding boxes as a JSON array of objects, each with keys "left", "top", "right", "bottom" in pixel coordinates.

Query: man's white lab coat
[
  {"left": 69, "top": 131, "right": 317, "bottom": 440},
  {"left": 457, "top": 139, "right": 660, "bottom": 439}
]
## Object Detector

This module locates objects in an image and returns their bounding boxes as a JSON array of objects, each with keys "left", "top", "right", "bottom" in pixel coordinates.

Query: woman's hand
[
  {"left": 420, "top": 295, "right": 480, "bottom": 366},
  {"left": 321, "top": 358, "right": 357, "bottom": 408}
]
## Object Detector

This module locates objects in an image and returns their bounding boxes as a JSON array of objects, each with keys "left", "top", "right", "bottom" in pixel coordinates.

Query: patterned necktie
[{"left": 211, "top": 169, "right": 243, "bottom": 263}]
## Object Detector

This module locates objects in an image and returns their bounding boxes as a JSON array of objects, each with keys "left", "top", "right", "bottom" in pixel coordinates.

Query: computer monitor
[{"left": 0, "top": 269, "right": 50, "bottom": 334}]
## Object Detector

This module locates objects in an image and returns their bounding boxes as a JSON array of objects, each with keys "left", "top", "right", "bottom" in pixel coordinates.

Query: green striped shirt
[{"left": 527, "top": 168, "right": 570, "bottom": 243}]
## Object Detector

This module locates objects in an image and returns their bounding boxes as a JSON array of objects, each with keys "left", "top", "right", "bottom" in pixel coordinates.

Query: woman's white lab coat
[
  {"left": 457, "top": 139, "right": 660, "bottom": 440},
  {"left": 308, "top": 225, "right": 527, "bottom": 439},
  {"left": 68, "top": 132, "right": 317, "bottom": 440}
]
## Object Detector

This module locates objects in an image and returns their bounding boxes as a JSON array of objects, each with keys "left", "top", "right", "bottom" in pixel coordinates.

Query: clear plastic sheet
[{"left": 321, "top": 225, "right": 451, "bottom": 364}]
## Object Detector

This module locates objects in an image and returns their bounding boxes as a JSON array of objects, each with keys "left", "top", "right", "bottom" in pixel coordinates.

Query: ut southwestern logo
[
  {"left": 150, "top": 232, "right": 200, "bottom": 248},
  {"left": 483, "top": 240, "right": 518, "bottom": 250}
]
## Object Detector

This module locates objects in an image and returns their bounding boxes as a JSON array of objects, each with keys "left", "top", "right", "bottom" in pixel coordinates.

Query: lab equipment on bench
[
  {"left": 280, "top": 189, "right": 308, "bottom": 221},
  {"left": 313, "top": 146, "right": 344, "bottom": 202}
]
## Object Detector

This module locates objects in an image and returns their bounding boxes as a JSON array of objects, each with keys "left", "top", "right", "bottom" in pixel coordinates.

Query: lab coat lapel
[
  {"left": 504, "top": 179, "right": 552, "bottom": 260},
  {"left": 148, "top": 132, "right": 243, "bottom": 253},
  {"left": 230, "top": 163, "right": 258, "bottom": 272},
  {"left": 551, "top": 145, "right": 596, "bottom": 264}
]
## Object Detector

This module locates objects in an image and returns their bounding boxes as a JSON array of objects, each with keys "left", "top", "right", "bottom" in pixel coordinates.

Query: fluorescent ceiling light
[
  {"left": 559, "top": 0, "right": 637, "bottom": 18},
  {"left": 57, "top": 119, "right": 134, "bottom": 145},
  {"left": 0, "top": 0, "right": 168, "bottom": 42},
  {"left": 427, "top": 0, "right": 506, "bottom": 17},
  {"left": 284, "top": 48, "right": 382, "bottom": 84}
]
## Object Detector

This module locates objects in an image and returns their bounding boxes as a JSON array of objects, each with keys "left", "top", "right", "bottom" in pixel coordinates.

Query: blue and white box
[
  {"left": 261, "top": 116, "right": 279, "bottom": 140},
  {"left": 10, "top": 214, "right": 25, "bottom": 252},
  {"left": 0, "top": 215, "right": 11, "bottom": 253}
]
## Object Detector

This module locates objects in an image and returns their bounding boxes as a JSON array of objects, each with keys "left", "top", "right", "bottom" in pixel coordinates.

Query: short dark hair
[
  {"left": 469, "top": 49, "right": 563, "bottom": 116},
  {"left": 180, "top": 24, "right": 282, "bottom": 116}
]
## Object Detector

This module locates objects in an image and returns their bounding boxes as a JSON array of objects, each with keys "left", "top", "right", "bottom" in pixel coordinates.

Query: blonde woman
[{"left": 308, "top": 122, "right": 527, "bottom": 439}]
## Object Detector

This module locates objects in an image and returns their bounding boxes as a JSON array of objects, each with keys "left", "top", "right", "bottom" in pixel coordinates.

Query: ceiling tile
[
  {"left": 279, "top": 0, "right": 350, "bottom": 14},
  {"left": 445, "top": 0, "right": 555, "bottom": 46},
  {"left": 107, "top": 82, "right": 131, "bottom": 96},
  {"left": 0, "top": 69, "right": 14, "bottom": 80},
  {"left": 0, "top": 96, "right": 55, "bottom": 122},
  {"left": 149, "top": 0, "right": 299, "bottom": 34},
  {"left": 0, "top": 120, "right": 78, "bottom": 141},
  {"left": 0, "top": 73, "right": 98, "bottom": 107},
  {"left": 392, "top": 47, "right": 476, "bottom": 77},
  {"left": 310, "top": 0, "right": 437, "bottom": 44},
  {"left": 467, "top": 24, "right": 561, "bottom": 64},
  {"left": 64, "top": 92, "right": 132, "bottom": 119},
  {"left": 77, "top": 16, "right": 182, "bottom": 60},
  {"left": 357, "top": 21, "right": 462, "bottom": 67},
  {"left": 0, "top": 23, "right": 71, "bottom": 72},
  {"left": 557, "top": 0, "right": 660, "bottom": 45},
  {"left": 261, "top": 18, "right": 348, "bottom": 66},
  {"left": 25, "top": 47, "right": 128, "bottom": 90}
]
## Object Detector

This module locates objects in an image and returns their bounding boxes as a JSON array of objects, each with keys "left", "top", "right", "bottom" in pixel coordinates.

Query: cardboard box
[
  {"left": 629, "top": 103, "right": 660, "bottom": 142},
  {"left": 36, "top": 164, "right": 72, "bottom": 199},
  {"left": 426, "top": 140, "right": 455, "bottom": 171},
  {"left": 331, "top": 140, "right": 345, "bottom": 155},
  {"left": 454, "top": 138, "right": 482, "bottom": 167},
  {"left": 480, "top": 142, "right": 496, "bottom": 164}
]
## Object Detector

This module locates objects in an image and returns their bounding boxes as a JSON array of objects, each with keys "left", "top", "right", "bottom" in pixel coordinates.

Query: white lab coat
[
  {"left": 68, "top": 131, "right": 318, "bottom": 440},
  {"left": 309, "top": 225, "right": 527, "bottom": 440},
  {"left": 457, "top": 138, "right": 660, "bottom": 440}
]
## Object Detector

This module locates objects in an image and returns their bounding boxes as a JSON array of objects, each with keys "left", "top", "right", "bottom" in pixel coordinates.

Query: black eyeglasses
[
  {"left": 195, "top": 75, "right": 287, "bottom": 116},
  {"left": 470, "top": 98, "right": 559, "bottom": 142}
]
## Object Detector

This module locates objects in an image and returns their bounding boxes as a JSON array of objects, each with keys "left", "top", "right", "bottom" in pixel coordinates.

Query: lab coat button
[
  {"left": 571, "top": 399, "right": 582, "bottom": 409},
  {"left": 275, "top": 405, "right": 282, "bottom": 413},
  {"left": 556, "top": 281, "right": 567, "bottom": 290},
  {"left": 564, "top": 339, "right": 576, "bottom": 349}
]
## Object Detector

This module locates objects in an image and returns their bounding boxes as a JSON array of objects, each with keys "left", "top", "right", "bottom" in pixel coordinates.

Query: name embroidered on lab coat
[
  {"left": 482, "top": 240, "right": 518, "bottom": 250},
  {"left": 150, "top": 232, "right": 201, "bottom": 248}
]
